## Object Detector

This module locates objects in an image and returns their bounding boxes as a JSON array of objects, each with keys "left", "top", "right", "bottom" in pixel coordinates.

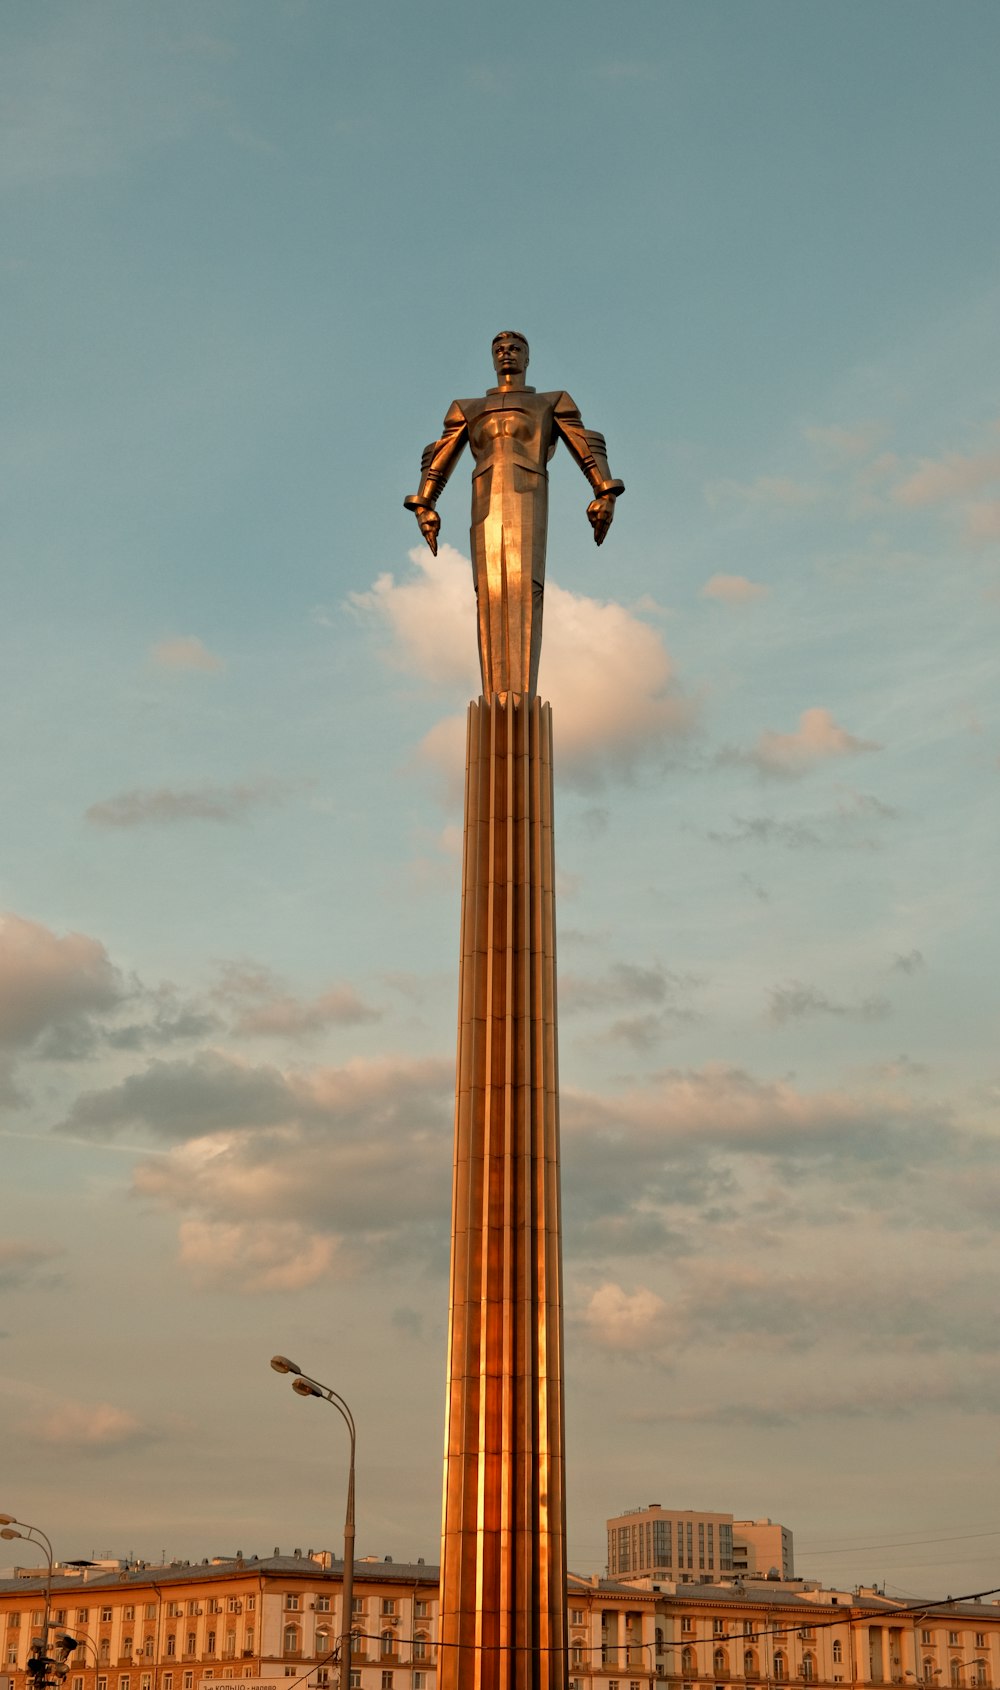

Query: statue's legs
[{"left": 471, "top": 459, "right": 548, "bottom": 697}]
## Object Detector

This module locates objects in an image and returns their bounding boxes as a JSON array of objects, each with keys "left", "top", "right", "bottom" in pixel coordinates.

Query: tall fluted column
[{"left": 439, "top": 692, "right": 566, "bottom": 1690}]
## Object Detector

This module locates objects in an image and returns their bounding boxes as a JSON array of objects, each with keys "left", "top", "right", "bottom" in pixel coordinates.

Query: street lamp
[
  {"left": 269, "top": 1358, "right": 356, "bottom": 1690},
  {"left": 0, "top": 1515, "right": 60, "bottom": 1690}
]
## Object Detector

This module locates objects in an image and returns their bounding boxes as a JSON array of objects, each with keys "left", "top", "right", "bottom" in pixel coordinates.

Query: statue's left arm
[
  {"left": 554, "top": 392, "right": 625, "bottom": 546},
  {"left": 404, "top": 401, "right": 468, "bottom": 557}
]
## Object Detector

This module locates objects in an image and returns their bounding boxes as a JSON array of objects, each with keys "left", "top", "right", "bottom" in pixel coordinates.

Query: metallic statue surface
[{"left": 405, "top": 332, "right": 624, "bottom": 697}]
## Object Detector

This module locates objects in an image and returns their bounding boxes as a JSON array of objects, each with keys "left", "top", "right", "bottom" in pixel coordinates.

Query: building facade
[
  {"left": 731, "top": 1524, "right": 794, "bottom": 1582},
  {"left": 3, "top": 1553, "right": 998, "bottom": 1690},
  {"left": 607, "top": 1510, "right": 736, "bottom": 1583}
]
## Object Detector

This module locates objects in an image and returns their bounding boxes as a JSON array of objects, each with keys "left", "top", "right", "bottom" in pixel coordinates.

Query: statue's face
[{"left": 492, "top": 334, "right": 529, "bottom": 379}]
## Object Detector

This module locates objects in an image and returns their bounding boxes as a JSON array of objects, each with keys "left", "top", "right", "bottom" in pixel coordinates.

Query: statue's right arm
[{"left": 404, "top": 402, "right": 468, "bottom": 555}]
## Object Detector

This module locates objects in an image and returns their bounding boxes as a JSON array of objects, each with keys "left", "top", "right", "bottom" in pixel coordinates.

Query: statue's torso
[{"left": 457, "top": 388, "right": 564, "bottom": 479}]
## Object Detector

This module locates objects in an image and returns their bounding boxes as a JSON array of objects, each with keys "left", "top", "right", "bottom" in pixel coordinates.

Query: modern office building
[{"left": 606, "top": 1510, "right": 735, "bottom": 1582}]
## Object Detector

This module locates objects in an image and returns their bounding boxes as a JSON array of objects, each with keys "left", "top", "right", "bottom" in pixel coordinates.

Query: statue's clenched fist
[
  {"left": 413, "top": 504, "right": 440, "bottom": 556},
  {"left": 586, "top": 495, "right": 616, "bottom": 546}
]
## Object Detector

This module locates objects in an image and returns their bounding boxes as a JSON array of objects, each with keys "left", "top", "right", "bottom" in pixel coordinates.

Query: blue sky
[{"left": 2, "top": 0, "right": 999, "bottom": 1597}]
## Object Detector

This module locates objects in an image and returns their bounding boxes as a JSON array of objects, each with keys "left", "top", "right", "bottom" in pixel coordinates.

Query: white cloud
[
  {"left": 364, "top": 548, "right": 696, "bottom": 796},
  {"left": 177, "top": 1218, "right": 339, "bottom": 1292},
  {"left": 701, "top": 573, "right": 769, "bottom": 603},
  {"left": 150, "top": 635, "right": 226, "bottom": 672},
  {"left": 582, "top": 1281, "right": 671, "bottom": 1351},
  {"left": 724, "top": 707, "right": 880, "bottom": 779},
  {"left": 892, "top": 449, "right": 1000, "bottom": 508},
  {"left": 348, "top": 544, "right": 480, "bottom": 691},
  {"left": 27, "top": 1400, "right": 146, "bottom": 1449},
  {"left": 804, "top": 422, "right": 887, "bottom": 461},
  {"left": 963, "top": 500, "right": 1000, "bottom": 544},
  {"left": 214, "top": 964, "right": 380, "bottom": 1040}
]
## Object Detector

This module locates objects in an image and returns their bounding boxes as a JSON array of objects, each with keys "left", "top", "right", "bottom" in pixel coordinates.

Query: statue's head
[{"left": 492, "top": 331, "right": 529, "bottom": 378}]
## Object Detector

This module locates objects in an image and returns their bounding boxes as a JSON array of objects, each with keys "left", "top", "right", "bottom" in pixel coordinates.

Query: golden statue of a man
[{"left": 405, "top": 332, "right": 624, "bottom": 697}]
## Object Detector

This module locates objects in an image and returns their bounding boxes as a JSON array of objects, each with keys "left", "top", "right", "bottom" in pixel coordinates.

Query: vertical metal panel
[{"left": 440, "top": 695, "right": 567, "bottom": 1690}]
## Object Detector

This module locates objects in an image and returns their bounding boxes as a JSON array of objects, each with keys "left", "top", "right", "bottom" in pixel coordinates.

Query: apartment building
[
  {"left": 3, "top": 1551, "right": 998, "bottom": 1690},
  {"left": 731, "top": 1524, "right": 794, "bottom": 1582},
  {"left": 0, "top": 1553, "right": 437, "bottom": 1690}
]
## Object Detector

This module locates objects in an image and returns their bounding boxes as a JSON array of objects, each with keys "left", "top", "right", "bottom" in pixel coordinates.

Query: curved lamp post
[
  {"left": 269, "top": 1359, "right": 356, "bottom": 1690},
  {"left": 1, "top": 1516, "right": 56, "bottom": 1687}
]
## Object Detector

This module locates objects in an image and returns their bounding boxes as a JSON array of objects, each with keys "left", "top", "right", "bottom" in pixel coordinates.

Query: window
[
  {"left": 351, "top": 1600, "right": 364, "bottom": 1616},
  {"left": 316, "top": 1672, "right": 329, "bottom": 1687},
  {"left": 166, "top": 1639, "right": 176, "bottom": 1659},
  {"left": 315, "top": 1598, "right": 331, "bottom": 1614},
  {"left": 145, "top": 1608, "right": 156, "bottom": 1622},
  {"left": 143, "top": 1637, "right": 155, "bottom": 1658},
  {"left": 774, "top": 1654, "right": 786, "bottom": 1681},
  {"left": 286, "top": 1598, "right": 300, "bottom": 1613},
  {"left": 571, "top": 1610, "right": 584, "bottom": 1626},
  {"left": 631, "top": 1681, "right": 641, "bottom": 1690},
  {"left": 573, "top": 1643, "right": 584, "bottom": 1667},
  {"left": 803, "top": 1656, "right": 816, "bottom": 1682},
  {"left": 119, "top": 1675, "right": 130, "bottom": 1690},
  {"left": 123, "top": 1638, "right": 134, "bottom": 1658},
  {"left": 682, "top": 1619, "right": 694, "bottom": 1636},
  {"left": 413, "top": 1635, "right": 428, "bottom": 1661},
  {"left": 745, "top": 1651, "right": 758, "bottom": 1677},
  {"left": 380, "top": 1633, "right": 394, "bottom": 1658},
  {"left": 163, "top": 1679, "right": 172, "bottom": 1690},
  {"left": 923, "top": 1636, "right": 933, "bottom": 1648},
  {"left": 124, "top": 1610, "right": 135, "bottom": 1624},
  {"left": 951, "top": 1638, "right": 961, "bottom": 1650},
  {"left": 73, "top": 1678, "right": 84, "bottom": 1690},
  {"left": 609, "top": 1682, "right": 619, "bottom": 1690},
  {"left": 101, "top": 1641, "right": 112, "bottom": 1662},
  {"left": 227, "top": 1600, "right": 240, "bottom": 1616},
  {"left": 98, "top": 1678, "right": 108, "bottom": 1690},
  {"left": 207, "top": 1633, "right": 217, "bottom": 1655},
  {"left": 714, "top": 1648, "right": 728, "bottom": 1678},
  {"left": 33, "top": 1614, "right": 45, "bottom": 1627},
  {"left": 183, "top": 1674, "right": 194, "bottom": 1689},
  {"left": 208, "top": 1602, "right": 222, "bottom": 1617},
  {"left": 715, "top": 1622, "right": 727, "bottom": 1638},
  {"left": 682, "top": 1649, "right": 696, "bottom": 1675},
  {"left": 283, "top": 1628, "right": 300, "bottom": 1656},
  {"left": 141, "top": 1674, "right": 152, "bottom": 1690},
  {"left": 951, "top": 1665, "right": 962, "bottom": 1688},
  {"left": 925, "top": 1663, "right": 935, "bottom": 1683},
  {"left": 8, "top": 1651, "right": 19, "bottom": 1668},
  {"left": 316, "top": 1632, "right": 330, "bottom": 1656},
  {"left": 415, "top": 1601, "right": 429, "bottom": 1619},
  {"left": 167, "top": 1606, "right": 182, "bottom": 1621},
  {"left": 976, "top": 1638, "right": 987, "bottom": 1651},
  {"left": 186, "top": 1635, "right": 197, "bottom": 1656},
  {"left": 801, "top": 1630, "right": 815, "bottom": 1644},
  {"left": 78, "top": 1614, "right": 90, "bottom": 1626},
  {"left": 350, "top": 1675, "right": 360, "bottom": 1690},
  {"left": 102, "top": 1611, "right": 114, "bottom": 1625},
  {"left": 833, "top": 1642, "right": 843, "bottom": 1664},
  {"left": 414, "top": 1676, "right": 426, "bottom": 1690},
  {"left": 350, "top": 1631, "right": 361, "bottom": 1658},
  {"left": 974, "top": 1668, "right": 987, "bottom": 1689},
  {"left": 381, "top": 1675, "right": 393, "bottom": 1690},
  {"left": 381, "top": 1601, "right": 397, "bottom": 1617},
  {"left": 8, "top": 1614, "right": 21, "bottom": 1629}
]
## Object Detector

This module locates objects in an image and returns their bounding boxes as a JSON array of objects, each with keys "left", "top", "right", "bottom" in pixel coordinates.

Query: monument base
[{"left": 439, "top": 693, "right": 567, "bottom": 1690}]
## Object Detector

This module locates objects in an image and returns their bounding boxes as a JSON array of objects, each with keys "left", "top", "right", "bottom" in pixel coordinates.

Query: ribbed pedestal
[{"left": 439, "top": 694, "right": 566, "bottom": 1690}]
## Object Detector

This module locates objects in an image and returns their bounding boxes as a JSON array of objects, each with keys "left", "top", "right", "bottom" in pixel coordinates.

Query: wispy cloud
[
  {"left": 149, "top": 635, "right": 225, "bottom": 672},
  {"left": 214, "top": 963, "right": 381, "bottom": 1040},
  {"left": 701, "top": 573, "right": 769, "bottom": 603},
  {"left": 768, "top": 981, "right": 891, "bottom": 1025},
  {"left": 85, "top": 777, "right": 297, "bottom": 828},
  {"left": 721, "top": 707, "right": 880, "bottom": 779},
  {"left": 0, "top": 1240, "right": 65, "bottom": 1292},
  {"left": 25, "top": 1400, "right": 149, "bottom": 1450}
]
